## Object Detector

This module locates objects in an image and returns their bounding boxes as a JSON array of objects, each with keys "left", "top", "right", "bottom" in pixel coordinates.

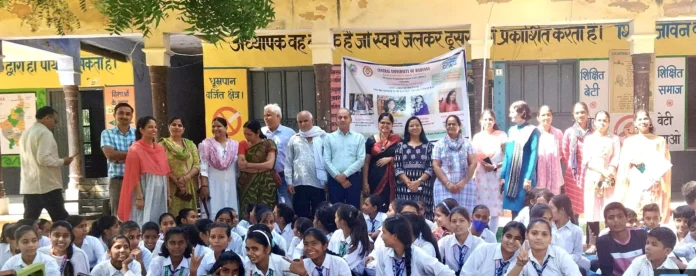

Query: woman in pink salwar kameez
[
  {"left": 472, "top": 109, "right": 507, "bottom": 232},
  {"left": 582, "top": 111, "right": 620, "bottom": 253},
  {"left": 535, "top": 106, "right": 564, "bottom": 195}
]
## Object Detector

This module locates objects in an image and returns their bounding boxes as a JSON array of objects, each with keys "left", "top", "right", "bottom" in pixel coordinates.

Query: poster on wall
[
  {"left": 203, "top": 69, "right": 249, "bottom": 142},
  {"left": 104, "top": 86, "right": 136, "bottom": 129},
  {"left": 0, "top": 93, "right": 36, "bottom": 155},
  {"left": 578, "top": 60, "right": 609, "bottom": 118},
  {"left": 609, "top": 50, "right": 655, "bottom": 113},
  {"left": 341, "top": 48, "right": 471, "bottom": 140}
]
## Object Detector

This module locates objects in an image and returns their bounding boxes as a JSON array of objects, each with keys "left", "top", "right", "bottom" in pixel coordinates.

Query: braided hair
[
  {"left": 51, "top": 221, "right": 76, "bottom": 276},
  {"left": 383, "top": 215, "right": 413, "bottom": 276}
]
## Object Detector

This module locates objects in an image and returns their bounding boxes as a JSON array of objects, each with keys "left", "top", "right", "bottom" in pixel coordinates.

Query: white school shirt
[
  {"left": 271, "top": 231, "right": 288, "bottom": 254},
  {"left": 364, "top": 213, "right": 388, "bottom": 234},
  {"left": 1, "top": 251, "right": 61, "bottom": 276},
  {"left": 674, "top": 234, "right": 696, "bottom": 261},
  {"left": 140, "top": 240, "right": 165, "bottom": 258},
  {"left": 100, "top": 244, "right": 153, "bottom": 269},
  {"left": 412, "top": 238, "right": 436, "bottom": 258},
  {"left": 292, "top": 241, "right": 304, "bottom": 260},
  {"left": 513, "top": 207, "right": 530, "bottom": 227},
  {"left": 303, "top": 254, "right": 352, "bottom": 276},
  {"left": 462, "top": 243, "right": 518, "bottom": 276},
  {"left": 623, "top": 254, "right": 680, "bottom": 275},
  {"left": 504, "top": 244, "right": 581, "bottom": 276},
  {"left": 0, "top": 243, "right": 15, "bottom": 268},
  {"left": 686, "top": 253, "right": 696, "bottom": 269},
  {"left": 286, "top": 237, "right": 302, "bottom": 259},
  {"left": 425, "top": 220, "right": 436, "bottom": 232},
  {"left": 226, "top": 231, "right": 246, "bottom": 257},
  {"left": 193, "top": 244, "right": 213, "bottom": 258},
  {"left": 147, "top": 256, "right": 191, "bottom": 276},
  {"left": 244, "top": 253, "right": 292, "bottom": 276},
  {"left": 374, "top": 246, "right": 455, "bottom": 276},
  {"left": 233, "top": 225, "right": 248, "bottom": 238},
  {"left": 239, "top": 220, "right": 250, "bottom": 229},
  {"left": 91, "top": 259, "right": 143, "bottom": 276},
  {"left": 274, "top": 223, "right": 295, "bottom": 252},
  {"left": 552, "top": 221, "right": 590, "bottom": 270},
  {"left": 328, "top": 229, "right": 365, "bottom": 275},
  {"left": 197, "top": 249, "right": 235, "bottom": 276},
  {"left": 478, "top": 228, "right": 497, "bottom": 243},
  {"left": 39, "top": 245, "right": 91, "bottom": 276},
  {"left": 82, "top": 235, "right": 107, "bottom": 269},
  {"left": 40, "top": 236, "right": 52, "bottom": 248},
  {"left": 437, "top": 234, "right": 484, "bottom": 273}
]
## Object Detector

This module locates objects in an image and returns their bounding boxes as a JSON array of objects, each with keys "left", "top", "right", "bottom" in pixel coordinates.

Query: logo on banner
[
  {"left": 614, "top": 114, "right": 635, "bottom": 138},
  {"left": 213, "top": 107, "right": 243, "bottom": 137},
  {"left": 443, "top": 56, "right": 458, "bottom": 69},
  {"left": 363, "top": 66, "right": 374, "bottom": 77},
  {"left": 349, "top": 64, "right": 357, "bottom": 75}
]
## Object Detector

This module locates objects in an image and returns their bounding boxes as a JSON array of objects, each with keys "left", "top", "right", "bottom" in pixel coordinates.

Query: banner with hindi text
[{"left": 203, "top": 69, "right": 249, "bottom": 142}]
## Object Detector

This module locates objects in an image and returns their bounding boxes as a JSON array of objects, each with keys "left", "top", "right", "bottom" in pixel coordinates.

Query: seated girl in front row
[
  {"left": 244, "top": 224, "right": 291, "bottom": 276},
  {"left": 38, "top": 220, "right": 91, "bottom": 276},
  {"left": 438, "top": 207, "right": 484, "bottom": 276},
  {"left": 505, "top": 218, "right": 581, "bottom": 276},
  {"left": 147, "top": 227, "right": 193, "bottom": 276},
  {"left": 205, "top": 251, "right": 245, "bottom": 276},
  {"left": 461, "top": 221, "right": 526, "bottom": 276},
  {"left": 1, "top": 225, "right": 61, "bottom": 276},
  {"left": 285, "top": 227, "right": 352, "bottom": 276},
  {"left": 92, "top": 234, "right": 143, "bottom": 276}
]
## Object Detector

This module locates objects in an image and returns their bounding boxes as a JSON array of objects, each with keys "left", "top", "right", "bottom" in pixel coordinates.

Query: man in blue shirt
[
  {"left": 261, "top": 103, "right": 296, "bottom": 204},
  {"left": 323, "top": 108, "right": 366, "bottom": 209},
  {"left": 100, "top": 102, "right": 135, "bottom": 215}
]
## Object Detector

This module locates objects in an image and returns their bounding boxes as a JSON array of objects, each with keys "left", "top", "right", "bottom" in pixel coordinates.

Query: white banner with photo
[{"left": 341, "top": 48, "right": 471, "bottom": 140}]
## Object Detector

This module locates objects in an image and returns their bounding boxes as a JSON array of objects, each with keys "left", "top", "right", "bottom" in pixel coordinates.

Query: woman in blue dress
[{"left": 500, "top": 101, "right": 540, "bottom": 217}]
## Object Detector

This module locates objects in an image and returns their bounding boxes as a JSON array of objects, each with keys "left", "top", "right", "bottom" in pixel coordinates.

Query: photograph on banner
[
  {"left": 203, "top": 69, "right": 249, "bottom": 142},
  {"left": 341, "top": 48, "right": 471, "bottom": 140}
]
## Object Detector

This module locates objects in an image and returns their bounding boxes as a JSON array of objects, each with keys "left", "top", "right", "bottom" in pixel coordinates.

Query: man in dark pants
[
  {"left": 19, "top": 106, "right": 73, "bottom": 221},
  {"left": 323, "top": 108, "right": 366, "bottom": 209},
  {"left": 285, "top": 111, "right": 327, "bottom": 218}
]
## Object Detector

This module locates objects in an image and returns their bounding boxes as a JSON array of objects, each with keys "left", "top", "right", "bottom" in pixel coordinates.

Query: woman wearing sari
[
  {"left": 616, "top": 109, "right": 671, "bottom": 223},
  {"left": 117, "top": 116, "right": 171, "bottom": 225},
  {"left": 582, "top": 111, "right": 620, "bottom": 253},
  {"left": 362, "top": 113, "right": 402, "bottom": 211},
  {"left": 159, "top": 117, "right": 200, "bottom": 216},
  {"left": 394, "top": 116, "right": 434, "bottom": 219},
  {"left": 432, "top": 115, "right": 477, "bottom": 211},
  {"left": 472, "top": 109, "right": 506, "bottom": 232},
  {"left": 500, "top": 101, "right": 539, "bottom": 218},
  {"left": 238, "top": 120, "right": 278, "bottom": 208},
  {"left": 562, "top": 102, "right": 592, "bottom": 216},
  {"left": 199, "top": 117, "right": 239, "bottom": 216},
  {"left": 536, "top": 105, "right": 564, "bottom": 195}
]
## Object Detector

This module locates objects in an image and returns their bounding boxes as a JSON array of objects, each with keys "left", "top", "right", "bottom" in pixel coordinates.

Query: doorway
[{"left": 81, "top": 90, "right": 107, "bottom": 178}]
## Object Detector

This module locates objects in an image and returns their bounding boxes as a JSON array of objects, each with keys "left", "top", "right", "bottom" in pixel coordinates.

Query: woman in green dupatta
[
  {"left": 238, "top": 120, "right": 278, "bottom": 208},
  {"left": 160, "top": 117, "right": 200, "bottom": 215}
]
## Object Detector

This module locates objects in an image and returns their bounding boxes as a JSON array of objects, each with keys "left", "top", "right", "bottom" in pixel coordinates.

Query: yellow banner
[
  {"left": 203, "top": 69, "right": 249, "bottom": 142},
  {"left": 104, "top": 86, "right": 136, "bottom": 129},
  {"left": 0, "top": 51, "right": 134, "bottom": 89}
]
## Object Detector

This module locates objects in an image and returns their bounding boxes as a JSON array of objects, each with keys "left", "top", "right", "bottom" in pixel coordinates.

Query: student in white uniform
[
  {"left": 243, "top": 225, "right": 292, "bottom": 276},
  {"left": 256, "top": 205, "right": 288, "bottom": 252},
  {"left": 402, "top": 213, "right": 439, "bottom": 258},
  {"left": 548, "top": 195, "right": 590, "bottom": 271},
  {"left": 285, "top": 228, "right": 352, "bottom": 276},
  {"left": 625, "top": 227, "right": 682, "bottom": 275},
  {"left": 16, "top": 219, "right": 52, "bottom": 248},
  {"left": 238, "top": 204, "right": 254, "bottom": 229},
  {"left": 314, "top": 204, "right": 338, "bottom": 242},
  {"left": 287, "top": 218, "right": 313, "bottom": 260},
  {"left": 215, "top": 208, "right": 248, "bottom": 239},
  {"left": 470, "top": 205, "right": 498, "bottom": 243},
  {"left": 438, "top": 207, "right": 484, "bottom": 276},
  {"left": 158, "top": 213, "right": 177, "bottom": 242},
  {"left": 329, "top": 204, "right": 369, "bottom": 275},
  {"left": 363, "top": 195, "right": 388, "bottom": 241},
  {"left": 140, "top": 222, "right": 164, "bottom": 257},
  {"left": 88, "top": 216, "right": 121, "bottom": 250},
  {"left": 38, "top": 221, "right": 91, "bottom": 276},
  {"left": 274, "top": 203, "right": 296, "bottom": 252},
  {"left": 0, "top": 224, "right": 19, "bottom": 267},
  {"left": 67, "top": 215, "right": 106, "bottom": 270},
  {"left": 175, "top": 209, "right": 198, "bottom": 226},
  {"left": 147, "top": 227, "right": 192, "bottom": 276},
  {"left": 1, "top": 225, "right": 60, "bottom": 276},
  {"left": 102, "top": 221, "right": 152, "bottom": 273},
  {"left": 416, "top": 201, "right": 437, "bottom": 232},
  {"left": 462, "top": 221, "right": 525, "bottom": 276},
  {"left": 197, "top": 222, "right": 234, "bottom": 276},
  {"left": 433, "top": 199, "right": 458, "bottom": 240},
  {"left": 504, "top": 218, "right": 581, "bottom": 276},
  {"left": 182, "top": 225, "right": 213, "bottom": 257},
  {"left": 374, "top": 215, "right": 454, "bottom": 276},
  {"left": 92, "top": 234, "right": 143, "bottom": 276},
  {"left": 513, "top": 188, "right": 553, "bottom": 227},
  {"left": 203, "top": 251, "right": 245, "bottom": 276}
]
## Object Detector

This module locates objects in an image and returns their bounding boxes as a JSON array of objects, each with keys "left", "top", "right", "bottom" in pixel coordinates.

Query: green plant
[
  {"left": 0, "top": 0, "right": 86, "bottom": 35},
  {"left": 94, "top": 0, "right": 275, "bottom": 44}
]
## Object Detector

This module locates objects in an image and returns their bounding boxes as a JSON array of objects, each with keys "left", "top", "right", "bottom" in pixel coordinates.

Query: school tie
[
  {"left": 530, "top": 258, "right": 550, "bottom": 276},
  {"left": 315, "top": 266, "right": 324, "bottom": 276},
  {"left": 339, "top": 241, "right": 348, "bottom": 256},
  {"left": 495, "top": 259, "right": 511, "bottom": 276},
  {"left": 370, "top": 219, "right": 376, "bottom": 233},
  {"left": 392, "top": 258, "right": 405, "bottom": 276},
  {"left": 455, "top": 244, "right": 468, "bottom": 275}
]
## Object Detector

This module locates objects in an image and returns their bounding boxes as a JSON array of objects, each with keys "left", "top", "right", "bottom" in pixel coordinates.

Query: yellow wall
[{"left": 0, "top": 51, "right": 134, "bottom": 89}]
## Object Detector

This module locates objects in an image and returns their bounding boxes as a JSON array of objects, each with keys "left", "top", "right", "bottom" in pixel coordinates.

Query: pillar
[
  {"left": 628, "top": 19, "right": 656, "bottom": 112},
  {"left": 310, "top": 26, "right": 335, "bottom": 131},
  {"left": 468, "top": 24, "right": 494, "bottom": 132},
  {"left": 142, "top": 34, "right": 172, "bottom": 138},
  {"left": 57, "top": 57, "right": 82, "bottom": 200}
]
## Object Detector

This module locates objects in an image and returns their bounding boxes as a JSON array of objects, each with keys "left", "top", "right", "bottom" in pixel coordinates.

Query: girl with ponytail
[
  {"left": 402, "top": 212, "right": 440, "bottom": 259},
  {"left": 88, "top": 215, "right": 120, "bottom": 249},
  {"left": 329, "top": 204, "right": 369, "bottom": 275},
  {"left": 176, "top": 208, "right": 198, "bottom": 226},
  {"left": 284, "top": 227, "right": 351, "bottom": 276},
  {"left": 244, "top": 224, "right": 292, "bottom": 276},
  {"left": 375, "top": 215, "right": 455, "bottom": 276},
  {"left": 38, "top": 221, "right": 90, "bottom": 276}
]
